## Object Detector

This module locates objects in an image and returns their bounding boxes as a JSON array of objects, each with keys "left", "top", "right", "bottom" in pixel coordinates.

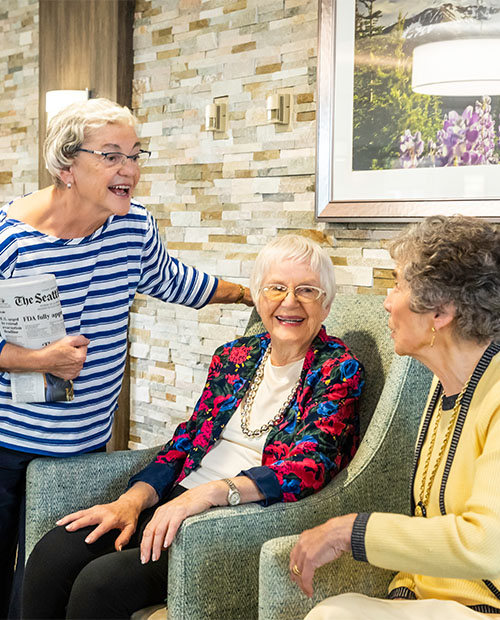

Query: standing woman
[
  {"left": 0, "top": 97, "right": 251, "bottom": 618},
  {"left": 290, "top": 215, "right": 500, "bottom": 619}
]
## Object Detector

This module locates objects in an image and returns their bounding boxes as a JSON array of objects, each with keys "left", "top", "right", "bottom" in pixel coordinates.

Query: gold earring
[{"left": 430, "top": 327, "right": 436, "bottom": 348}]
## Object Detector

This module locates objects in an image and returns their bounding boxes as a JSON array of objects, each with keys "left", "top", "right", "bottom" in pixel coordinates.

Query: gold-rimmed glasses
[{"left": 260, "top": 284, "right": 326, "bottom": 303}]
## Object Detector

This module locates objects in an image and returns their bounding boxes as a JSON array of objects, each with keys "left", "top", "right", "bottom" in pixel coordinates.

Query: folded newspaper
[{"left": 0, "top": 274, "right": 74, "bottom": 402}]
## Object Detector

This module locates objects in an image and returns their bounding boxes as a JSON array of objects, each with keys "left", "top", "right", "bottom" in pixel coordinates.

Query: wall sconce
[
  {"left": 412, "top": 38, "right": 500, "bottom": 96},
  {"left": 205, "top": 102, "right": 227, "bottom": 132},
  {"left": 267, "top": 93, "right": 290, "bottom": 125},
  {"left": 45, "top": 88, "right": 90, "bottom": 124}
]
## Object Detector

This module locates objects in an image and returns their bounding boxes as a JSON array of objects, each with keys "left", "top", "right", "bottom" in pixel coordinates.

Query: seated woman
[
  {"left": 289, "top": 215, "right": 500, "bottom": 620},
  {"left": 22, "top": 234, "right": 364, "bottom": 619}
]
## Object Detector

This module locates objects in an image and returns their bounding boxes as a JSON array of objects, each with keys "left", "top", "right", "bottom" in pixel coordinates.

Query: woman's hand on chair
[
  {"left": 289, "top": 513, "right": 357, "bottom": 598},
  {"left": 139, "top": 476, "right": 264, "bottom": 563},
  {"left": 139, "top": 482, "right": 224, "bottom": 564},
  {"left": 56, "top": 482, "right": 158, "bottom": 551}
]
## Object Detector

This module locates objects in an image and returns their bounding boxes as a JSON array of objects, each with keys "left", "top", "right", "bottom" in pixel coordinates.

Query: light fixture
[
  {"left": 45, "top": 89, "right": 90, "bottom": 124},
  {"left": 205, "top": 102, "right": 227, "bottom": 132},
  {"left": 412, "top": 38, "right": 500, "bottom": 96},
  {"left": 266, "top": 93, "right": 290, "bottom": 124}
]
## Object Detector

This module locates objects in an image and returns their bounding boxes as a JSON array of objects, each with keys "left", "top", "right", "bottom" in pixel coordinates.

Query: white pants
[{"left": 305, "top": 593, "right": 500, "bottom": 620}]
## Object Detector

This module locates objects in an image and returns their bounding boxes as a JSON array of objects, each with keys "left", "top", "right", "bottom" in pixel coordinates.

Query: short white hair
[
  {"left": 250, "top": 235, "right": 336, "bottom": 309},
  {"left": 44, "top": 98, "right": 137, "bottom": 187}
]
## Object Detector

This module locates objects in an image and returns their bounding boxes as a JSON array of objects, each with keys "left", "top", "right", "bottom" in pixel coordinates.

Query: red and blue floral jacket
[{"left": 129, "top": 326, "right": 364, "bottom": 506}]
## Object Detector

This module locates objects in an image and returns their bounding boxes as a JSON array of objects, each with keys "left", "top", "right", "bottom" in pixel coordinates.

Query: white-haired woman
[
  {"left": 22, "top": 234, "right": 364, "bottom": 619},
  {"left": 0, "top": 97, "right": 253, "bottom": 618},
  {"left": 290, "top": 216, "right": 500, "bottom": 620}
]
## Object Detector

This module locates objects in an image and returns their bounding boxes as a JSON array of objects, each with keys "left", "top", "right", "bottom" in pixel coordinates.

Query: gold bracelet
[{"left": 235, "top": 284, "right": 245, "bottom": 304}]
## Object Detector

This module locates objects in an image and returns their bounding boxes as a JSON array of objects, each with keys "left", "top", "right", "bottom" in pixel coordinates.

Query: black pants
[
  {"left": 22, "top": 486, "right": 186, "bottom": 619},
  {"left": 0, "top": 445, "right": 107, "bottom": 620},
  {"left": 0, "top": 446, "right": 38, "bottom": 620}
]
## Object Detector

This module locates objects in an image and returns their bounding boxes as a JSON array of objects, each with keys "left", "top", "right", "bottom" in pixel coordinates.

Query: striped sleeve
[
  {"left": 0, "top": 221, "right": 17, "bottom": 355},
  {"left": 137, "top": 211, "right": 218, "bottom": 308}
]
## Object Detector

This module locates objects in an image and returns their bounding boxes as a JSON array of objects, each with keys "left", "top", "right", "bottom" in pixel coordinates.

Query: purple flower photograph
[
  {"left": 353, "top": 1, "right": 500, "bottom": 171},
  {"left": 316, "top": 0, "right": 500, "bottom": 221}
]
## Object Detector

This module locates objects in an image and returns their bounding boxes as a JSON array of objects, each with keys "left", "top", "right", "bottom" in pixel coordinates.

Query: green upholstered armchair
[
  {"left": 24, "top": 294, "right": 431, "bottom": 620},
  {"left": 257, "top": 312, "right": 435, "bottom": 618}
]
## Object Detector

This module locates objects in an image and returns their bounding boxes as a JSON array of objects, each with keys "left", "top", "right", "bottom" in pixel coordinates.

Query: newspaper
[{"left": 0, "top": 274, "right": 74, "bottom": 402}]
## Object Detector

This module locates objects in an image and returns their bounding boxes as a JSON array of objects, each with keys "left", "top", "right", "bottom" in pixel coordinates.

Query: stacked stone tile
[
  {"left": 0, "top": 0, "right": 402, "bottom": 450},
  {"left": 0, "top": 0, "right": 38, "bottom": 202},
  {"left": 129, "top": 0, "right": 400, "bottom": 448}
]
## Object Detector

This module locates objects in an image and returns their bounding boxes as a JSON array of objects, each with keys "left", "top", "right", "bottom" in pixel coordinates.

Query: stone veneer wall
[
  {"left": 129, "top": 0, "right": 401, "bottom": 449},
  {"left": 0, "top": 0, "right": 403, "bottom": 451},
  {"left": 0, "top": 0, "right": 38, "bottom": 202}
]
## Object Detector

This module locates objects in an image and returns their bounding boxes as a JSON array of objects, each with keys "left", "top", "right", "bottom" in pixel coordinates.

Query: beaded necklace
[{"left": 240, "top": 345, "right": 302, "bottom": 438}]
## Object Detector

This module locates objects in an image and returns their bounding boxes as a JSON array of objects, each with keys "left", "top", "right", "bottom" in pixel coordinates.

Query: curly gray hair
[{"left": 389, "top": 215, "right": 500, "bottom": 344}]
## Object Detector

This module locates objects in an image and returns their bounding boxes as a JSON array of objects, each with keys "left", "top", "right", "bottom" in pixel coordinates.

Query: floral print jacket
[{"left": 129, "top": 326, "right": 364, "bottom": 505}]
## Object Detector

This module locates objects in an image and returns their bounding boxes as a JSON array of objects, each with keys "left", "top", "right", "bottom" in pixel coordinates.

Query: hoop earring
[
  {"left": 66, "top": 182, "right": 72, "bottom": 189},
  {"left": 430, "top": 327, "right": 436, "bottom": 348}
]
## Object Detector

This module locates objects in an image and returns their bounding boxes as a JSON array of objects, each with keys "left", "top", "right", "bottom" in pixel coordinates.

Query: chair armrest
[
  {"left": 258, "top": 535, "right": 395, "bottom": 620},
  {"left": 166, "top": 355, "right": 429, "bottom": 620},
  {"left": 166, "top": 474, "right": 388, "bottom": 620},
  {"left": 25, "top": 446, "right": 160, "bottom": 561}
]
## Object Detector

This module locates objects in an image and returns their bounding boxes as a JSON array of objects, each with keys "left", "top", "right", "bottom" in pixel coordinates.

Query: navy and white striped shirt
[{"left": 0, "top": 200, "right": 218, "bottom": 456}]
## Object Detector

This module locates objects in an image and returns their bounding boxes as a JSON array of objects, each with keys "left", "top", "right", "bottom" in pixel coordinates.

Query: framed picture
[{"left": 316, "top": 0, "right": 500, "bottom": 221}]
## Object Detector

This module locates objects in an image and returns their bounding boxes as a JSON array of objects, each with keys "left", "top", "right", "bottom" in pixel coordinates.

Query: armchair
[
  {"left": 257, "top": 309, "right": 435, "bottom": 619},
  {"left": 25, "top": 294, "right": 431, "bottom": 620}
]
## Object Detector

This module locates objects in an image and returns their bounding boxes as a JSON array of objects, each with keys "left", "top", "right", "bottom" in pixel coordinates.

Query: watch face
[{"left": 228, "top": 491, "right": 241, "bottom": 506}]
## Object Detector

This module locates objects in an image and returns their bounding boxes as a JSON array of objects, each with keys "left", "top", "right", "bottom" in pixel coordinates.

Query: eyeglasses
[
  {"left": 76, "top": 148, "right": 151, "bottom": 168},
  {"left": 260, "top": 284, "right": 326, "bottom": 304}
]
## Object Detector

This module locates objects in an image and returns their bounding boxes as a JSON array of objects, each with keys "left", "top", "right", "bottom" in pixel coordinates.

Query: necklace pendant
[{"left": 415, "top": 502, "right": 426, "bottom": 518}]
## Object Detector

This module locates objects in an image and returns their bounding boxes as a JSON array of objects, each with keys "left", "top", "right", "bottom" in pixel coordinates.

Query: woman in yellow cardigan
[{"left": 290, "top": 214, "right": 500, "bottom": 619}]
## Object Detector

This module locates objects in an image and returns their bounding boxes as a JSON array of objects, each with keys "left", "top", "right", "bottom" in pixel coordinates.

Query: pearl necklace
[{"left": 240, "top": 345, "right": 302, "bottom": 438}]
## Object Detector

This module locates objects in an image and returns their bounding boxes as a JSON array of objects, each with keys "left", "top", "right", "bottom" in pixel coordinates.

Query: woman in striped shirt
[{"left": 0, "top": 98, "right": 251, "bottom": 619}]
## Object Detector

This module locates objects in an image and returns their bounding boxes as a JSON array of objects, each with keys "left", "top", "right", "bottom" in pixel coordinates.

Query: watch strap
[
  {"left": 222, "top": 478, "right": 240, "bottom": 505},
  {"left": 222, "top": 478, "right": 238, "bottom": 493}
]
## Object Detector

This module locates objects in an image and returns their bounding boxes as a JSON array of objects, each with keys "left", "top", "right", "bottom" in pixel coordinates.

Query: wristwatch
[{"left": 222, "top": 478, "right": 241, "bottom": 506}]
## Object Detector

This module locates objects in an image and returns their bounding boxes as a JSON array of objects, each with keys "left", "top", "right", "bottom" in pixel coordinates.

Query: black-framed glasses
[
  {"left": 260, "top": 284, "right": 326, "bottom": 304},
  {"left": 76, "top": 148, "right": 151, "bottom": 168}
]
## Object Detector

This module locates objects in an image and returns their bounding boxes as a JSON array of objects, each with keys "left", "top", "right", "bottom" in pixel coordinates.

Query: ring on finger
[{"left": 291, "top": 564, "right": 302, "bottom": 577}]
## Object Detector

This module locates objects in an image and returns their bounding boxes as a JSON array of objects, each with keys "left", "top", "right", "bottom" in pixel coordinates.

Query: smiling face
[
  {"left": 258, "top": 259, "right": 330, "bottom": 364},
  {"left": 383, "top": 268, "right": 434, "bottom": 359},
  {"left": 63, "top": 122, "right": 141, "bottom": 221}
]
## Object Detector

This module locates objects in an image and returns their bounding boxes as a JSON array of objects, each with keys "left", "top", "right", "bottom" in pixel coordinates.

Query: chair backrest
[{"left": 245, "top": 294, "right": 397, "bottom": 437}]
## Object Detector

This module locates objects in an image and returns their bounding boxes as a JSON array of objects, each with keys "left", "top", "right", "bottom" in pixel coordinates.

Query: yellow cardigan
[{"left": 352, "top": 344, "right": 500, "bottom": 612}]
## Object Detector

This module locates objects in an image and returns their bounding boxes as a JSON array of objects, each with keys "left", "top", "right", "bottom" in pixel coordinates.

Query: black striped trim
[
  {"left": 469, "top": 603, "right": 500, "bottom": 613},
  {"left": 351, "top": 512, "right": 371, "bottom": 563},
  {"left": 410, "top": 342, "right": 500, "bottom": 516},
  {"left": 386, "top": 595, "right": 500, "bottom": 613},
  {"left": 387, "top": 586, "right": 416, "bottom": 600},
  {"left": 412, "top": 343, "right": 500, "bottom": 604},
  {"left": 439, "top": 342, "right": 500, "bottom": 515},
  {"left": 484, "top": 579, "right": 500, "bottom": 602},
  {"left": 410, "top": 385, "right": 441, "bottom": 515}
]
